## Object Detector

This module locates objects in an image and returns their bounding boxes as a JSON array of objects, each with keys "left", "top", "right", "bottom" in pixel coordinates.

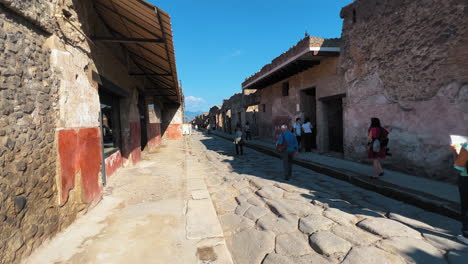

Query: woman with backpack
[{"left": 368, "top": 117, "right": 389, "bottom": 179}]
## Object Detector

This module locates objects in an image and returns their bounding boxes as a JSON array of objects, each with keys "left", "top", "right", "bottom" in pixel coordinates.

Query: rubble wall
[
  {"left": 0, "top": 5, "right": 63, "bottom": 264},
  {"left": 340, "top": 0, "right": 468, "bottom": 181}
]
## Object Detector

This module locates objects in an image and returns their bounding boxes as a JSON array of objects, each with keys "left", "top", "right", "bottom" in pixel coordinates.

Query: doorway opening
[
  {"left": 300, "top": 87, "right": 317, "bottom": 149},
  {"left": 138, "top": 94, "right": 148, "bottom": 151},
  {"left": 99, "top": 88, "right": 122, "bottom": 157},
  {"left": 321, "top": 95, "right": 344, "bottom": 153}
]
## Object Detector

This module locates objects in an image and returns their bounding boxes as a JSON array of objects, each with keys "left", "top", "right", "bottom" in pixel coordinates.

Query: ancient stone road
[
  {"left": 23, "top": 132, "right": 468, "bottom": 264},
  {"left": 194, "top": 133, "right": 468, "bottom": 264}
]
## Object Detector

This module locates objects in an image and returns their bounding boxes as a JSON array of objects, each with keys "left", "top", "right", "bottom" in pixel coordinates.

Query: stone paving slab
[
  {"left": 341, "top": 246, "right": 406, "bottom": 264},
  {"left": 357, "top": 218, "right": 422, "bottom": 239},
  {"left": 275, "top": 232, "right": 312, "bottom": 256},
  {"left": 186, "top": 199, "right": 224, "bottom": 240},
  {"left": 299, "top": 215, "right": 334, "bottom": 234},
  {"left": 226, "top": 230, "right": 275, "bottom": 264},
  {"left": 309, "top": 231, "right": 352, "bottom": 256},
  {"left": 377, "top": 237, "right": 447, "bottom": 264}
]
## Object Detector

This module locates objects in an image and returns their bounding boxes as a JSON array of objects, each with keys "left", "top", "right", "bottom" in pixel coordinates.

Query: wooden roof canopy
[
  {"left": 93, "top": 0, "right": 181, "bottom": 103},
  {"left": 242, "top": 36, "right": 341, "bottom": 90}
]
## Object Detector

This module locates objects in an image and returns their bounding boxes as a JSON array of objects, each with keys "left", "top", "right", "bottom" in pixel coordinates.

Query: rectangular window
[
  {"left": 99, "top": 89, "right": 121, "bottom": 157},
  {"left": 282, "top": 82, "right": 289, "bottom": 96}
]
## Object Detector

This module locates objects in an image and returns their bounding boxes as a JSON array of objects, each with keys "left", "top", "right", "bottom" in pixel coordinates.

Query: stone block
[
  {"left": 358, "top": 218, "right": 422, "bottom": 239},
  {"left": 309, "top": 231, "right": 352, "bottom": 256}
]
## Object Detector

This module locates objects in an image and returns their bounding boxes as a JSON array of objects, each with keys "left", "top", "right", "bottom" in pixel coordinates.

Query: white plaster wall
[{"left": 50, "top": 45, "right": 99, "bottom": 129}]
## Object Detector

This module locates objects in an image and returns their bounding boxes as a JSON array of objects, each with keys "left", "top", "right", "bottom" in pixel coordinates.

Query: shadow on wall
[
  {"left": 161, "top": 103, "right": 183, "bottom": 140},
  {"left": 198, "top": 134, "right": 462, "bottom": 263}
]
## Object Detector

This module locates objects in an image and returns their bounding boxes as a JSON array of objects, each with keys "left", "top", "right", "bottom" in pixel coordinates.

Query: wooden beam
[
  {"left": 129, "top": 72, "right": 171, "bottom": 76},
  {"left": 91, "top": 36, "right": 164, "bottom": 43}
]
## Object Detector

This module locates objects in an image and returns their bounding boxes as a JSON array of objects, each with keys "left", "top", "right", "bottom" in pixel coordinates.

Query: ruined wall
[
  {"left": 257, "top": 57, "right": 343, "bottom": 145},
  {"left": 0, "top": 5, "right": 62, "bottom": 264},
  {"left": 340, "top": 0, "right": 468, "bottom": 181}
]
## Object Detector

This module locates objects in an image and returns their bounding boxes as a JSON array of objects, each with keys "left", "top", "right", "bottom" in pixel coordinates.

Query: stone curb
[{"left": 207, "top": 131, "right": 461, "bottom": 221}]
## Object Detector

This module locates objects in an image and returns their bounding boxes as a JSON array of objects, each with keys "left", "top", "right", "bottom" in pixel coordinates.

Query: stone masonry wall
[
  {"left": 0, "top": 6, "right": 61, "bottom": 264},
  {"left": 340, "top": 0, "right": 468, "bottom": 181}
]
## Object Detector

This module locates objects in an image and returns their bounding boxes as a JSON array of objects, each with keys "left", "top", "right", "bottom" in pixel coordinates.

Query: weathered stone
[
  {"left": 191, "top": 190, "right": 209, "bottom": 200},
  {"left": 4, "top": 137, "right": 15, "bottom": 150},
  {"left": 331, "top": 225, "right": 380, "bottom": 246},
  {"left": 227, "top": 230, "right": 275, "bottom": 264},
  {"left": 247, "top": 196, "right": 264, "bottom": 207},
  {"left": 283, "top": 191, "right": 314, "bottom": 202},
  {"left": 309, "top": 231, "right": 352, "bottom": 256},
  {"left": 257, "top": 185, "right": 284, "bottom": 199},
  {"left": 342, "top": 246, "right": 406, "bottom": 264},
  {"left": 265, "top": 199, "right": 322, "bottom": 217},
  {"left": 13, "top": 196, "right": 26, "bottom": 212},
  {"left": 323, "top": 208, "right": 358, "bottom": 226},
  {"left": 214, "top": 199, "right": 238, "bottom": 214},
  {"left": 388, "top": 213, "right": 435, "bottom": 231},
  {"left": 234, "top": 202, "right": 251, "bottom": 216},
  {"left": 219, "top": 214, "right": 255, "bottom": 236},
  {"left": 16, "top": 161, "right": 27, "bottom": 171},
  {"left": 423, "top": 233, "right": 468, "bottom": 252},
  {"left": 299, "top": 215, "right": 334, "bottom": 234},
  {"left": 358, "top": 218, "right": 422, "bottom": 239},
  {"left": 232, "top": 180, "right": 250, "bottom": 190},
  {"left": 249, "top": 177, "right": 273, "bottom": 189},
  {"left": 243, "top": 205, "right": 269, "bottom": 221},
  {"left": 235, "top": 195, "right": 248, "bottom": 204},
  {"left": 276, "top": 232, "right": 312, "bottom": 256},
  {"left": 377, "top": 237, "right": 446, "bottom": 264},
  {"left": 257, "top": 214, "right": 298, "bottom": 234},
  {"left": 263, "top": 253, "right": 332, "bottom": 264}
]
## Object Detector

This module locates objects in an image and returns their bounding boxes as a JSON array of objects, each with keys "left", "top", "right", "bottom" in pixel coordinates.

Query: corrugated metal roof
[{"left": 94, "top": 0, "right": 181, "bottom": 103}]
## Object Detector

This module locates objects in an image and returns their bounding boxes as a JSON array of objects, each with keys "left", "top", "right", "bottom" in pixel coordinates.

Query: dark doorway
[
  {"left": 300, "top": 88, "right": 317, "bottom": 149},
  {"left": 324, "top": 97, "right": 344, "bottom": 153},
  {"left": 138, "top": 94, "right": 148, "bottom": 151},
  {"left": 98, "top": 88, "right": 122, "bottom": 157}
]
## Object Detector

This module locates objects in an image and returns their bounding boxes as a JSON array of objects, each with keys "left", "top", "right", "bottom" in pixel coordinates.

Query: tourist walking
[
  {"left": 234, "top": 126, "right": 244, "bottom": 155},
  {"left": 293, "top": 118, "right": 302, "bottom": 151},
  {"left": 245, "top": 122, "right": 252, "bottom": 140},
  {"left": 302, "top": 118, "right": 313, "bottom": 152},
  {"left": 367, "top": 117, "right": 389, "bottom": 179},
  {"left": 276, "top": 125, "right": 298, "bottom": 180},
  {"left": 451, "top": 139, "right": 468, "bottom": 245}
]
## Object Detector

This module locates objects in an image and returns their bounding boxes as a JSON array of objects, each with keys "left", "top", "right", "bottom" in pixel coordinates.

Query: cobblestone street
[{"left": 194, "top": 132, "right": 468, "bottom": 264}]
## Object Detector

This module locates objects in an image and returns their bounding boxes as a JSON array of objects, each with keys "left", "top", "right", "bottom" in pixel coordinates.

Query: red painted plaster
[
  {"left": 147, "top": 123, "right": 162, "bottom": 151},
  {"left": 58, "top": 127, "right": 102, "bottom": 204},
  {"left": 165, "top": 124, "right": 182, "bottom": 140},
  {"left": 125, "top": 121, "right": 141, "bottom": 165},
  {"left": 58, "top": 129, "right": 79, "bottom": 204},
  {"left": 105, "top": 151, "right": 122, "bottom": 177},
  {"left": 78, "top": 128, "right": 102, "bottom": 203}
]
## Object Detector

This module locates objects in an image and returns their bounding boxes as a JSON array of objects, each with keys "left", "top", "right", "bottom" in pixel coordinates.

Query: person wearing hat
[{"left": 276, "top": 124, "right": 299, "bottom": 180}]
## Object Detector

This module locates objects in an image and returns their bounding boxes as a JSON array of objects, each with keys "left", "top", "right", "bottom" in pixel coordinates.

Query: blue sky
[{"left": 149, "top": 0, "right": 354, "bottom": 112}]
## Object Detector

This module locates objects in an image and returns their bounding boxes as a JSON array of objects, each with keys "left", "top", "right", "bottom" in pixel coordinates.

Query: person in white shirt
[
  {"left": 302, "top": 118, "right": 313, "bottom": 152},
  {"left": 234, "top": 126, "right": 244, "bottom": 155},
  {"left": 293, "top": 118, "right": 302, "bottom": 151}
]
